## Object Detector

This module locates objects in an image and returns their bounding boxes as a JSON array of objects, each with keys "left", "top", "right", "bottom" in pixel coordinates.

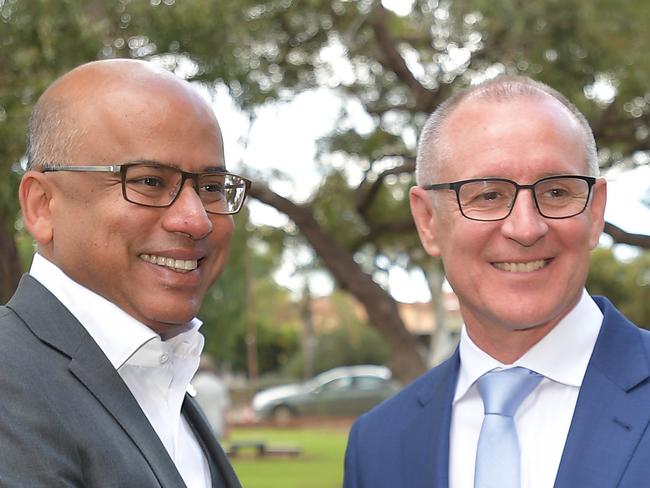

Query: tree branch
[
  {"left": 355, "top": 158, "right": 415, "bottom": 216},
  {"left": 352, "top": 219, "right": 416, "bottom": 251},
  {"left": 367, "top": 4, "right": 440, "bottom": 112},
  {"left": 603, "top": 221, "right": 650, "bottom": 248}
]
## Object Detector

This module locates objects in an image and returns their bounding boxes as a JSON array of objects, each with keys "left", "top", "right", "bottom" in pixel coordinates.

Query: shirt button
[{"left": 159, "top": 353, "right": 169, "bottom": 364}]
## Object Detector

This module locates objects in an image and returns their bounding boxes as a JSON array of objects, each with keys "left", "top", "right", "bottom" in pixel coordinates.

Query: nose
[
  {"left": 500, "top": 189, "right": 548, "bottom": 246},
  {"left": 162, "top": 180, "right": 213, "bottom": 239}
]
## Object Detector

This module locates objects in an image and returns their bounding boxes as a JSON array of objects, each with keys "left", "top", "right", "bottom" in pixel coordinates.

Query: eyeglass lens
[
  {"left": 123, "top": 164, "right": 247, "bottom": 214},
  {"left": 458, "top": 177, "right": 591, "bottom": 220}
]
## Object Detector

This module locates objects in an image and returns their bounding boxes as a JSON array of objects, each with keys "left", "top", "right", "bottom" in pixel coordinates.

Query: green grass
[{"left": 226, "top": 426, "right": 348, "bottom": 488}]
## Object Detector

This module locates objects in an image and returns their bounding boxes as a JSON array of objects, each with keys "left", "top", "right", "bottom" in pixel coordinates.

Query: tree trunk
[
  {"left": 300, "top": 283, "right": 317, "bottom": 380},
  {"left": 0, "top": 225, "right": 21, "bottom": 304},
  {"left": 424, "top": 260, "right": 456, "bottom": 367},
  {"left": 250, "top": 184, "right": 427, "bottom": 383}
]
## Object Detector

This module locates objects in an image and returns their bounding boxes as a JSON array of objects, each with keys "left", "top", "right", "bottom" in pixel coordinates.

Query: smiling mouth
[
  {"left": 140, "top": 254, "right": 198, "bottom": 273},
  {"left": 492, "top": 259, "right": 549, "bottom": 273}
]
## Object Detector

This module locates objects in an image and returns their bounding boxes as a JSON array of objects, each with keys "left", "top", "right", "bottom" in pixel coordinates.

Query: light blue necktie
[{"left": 474, "top": 367, "right": 543, "bottom": 488}]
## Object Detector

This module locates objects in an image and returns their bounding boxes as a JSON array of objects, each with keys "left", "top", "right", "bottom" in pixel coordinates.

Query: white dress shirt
[
  {"left": 449, "top": 289, "right": 603, "bottom": 488},
  {"left": 30, "top": 253, "right": 211, "bottom": 488}
]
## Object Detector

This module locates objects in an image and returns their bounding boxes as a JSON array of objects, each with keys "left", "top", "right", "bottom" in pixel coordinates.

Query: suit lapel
[
  {"left": 8, "top": 275, "right": 186, "bottom": 487},
  {"left": 401, "top": 350, "right": 460, "bottom": 488},
  {"left": 183, "top": 395, "right": 241, "bottom": 488},
  {"left": 554, "top": 297, "right": 650, "bottom": 488}
]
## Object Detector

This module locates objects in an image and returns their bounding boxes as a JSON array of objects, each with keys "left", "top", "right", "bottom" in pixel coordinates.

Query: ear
[
  {"left": 587, "top": 177, "right": 607, "bottom": 249},
  {"left": 19, "top": 171, "right": 54, "bottom": 246},
  {"left": 410, "top": 186, "right": 441, "bottom": 257}
]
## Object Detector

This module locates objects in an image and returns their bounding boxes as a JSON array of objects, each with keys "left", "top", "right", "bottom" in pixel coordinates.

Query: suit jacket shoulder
[
  {"left": 554, "top": 295, "right": 650, "bottom": 488},
  {"left": 344, "top": 351, "right": 460, "bottom": 488}
]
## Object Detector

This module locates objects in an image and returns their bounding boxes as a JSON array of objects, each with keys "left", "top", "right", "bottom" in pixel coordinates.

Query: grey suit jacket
[{"left": 0, "top": 274, "right": 241, "bottom": 488}]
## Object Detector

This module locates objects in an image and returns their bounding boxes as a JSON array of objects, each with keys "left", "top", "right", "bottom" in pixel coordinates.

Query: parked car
[{"left": 251, "top": 365, "right": 400, "bottom": 423}]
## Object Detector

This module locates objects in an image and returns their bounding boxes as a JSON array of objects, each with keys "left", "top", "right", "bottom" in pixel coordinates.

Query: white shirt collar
[
  {"left": 454, "top": 289, "right": 603, "bottom": 403},
  {"left": 29, "top": 253, "right": 203, "bottom": 369}
]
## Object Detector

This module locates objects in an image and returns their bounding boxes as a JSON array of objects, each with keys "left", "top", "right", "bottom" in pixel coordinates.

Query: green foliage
[
  {"left": 230, "top": 321, "right": 300, "bottom": 375},
  {"left": 115, "top": 0, "right": 333, "bottom": 107},
  {"left": 448, "top": 0, "right": 650, "bottom": 163},
  {"left": 0, "top": 0, "right": 113, "bottom": 222},
  {"left": 308, "top": 319, "right": 390, "bottom": 372},
  {"left": 284, "top": 292, "right": 390, "bottom": 377},
  {"left": 587, "top": 248, "right": 650, "bottom": 328},
  {"left": 198, "top": 210, "right": 249, "bottom": 362},
  {"left": 199, "top": 208, "right": 301, "bottom": 373},
  {"left": 311, "top": 170, "right": 365, "bottom": 247}
]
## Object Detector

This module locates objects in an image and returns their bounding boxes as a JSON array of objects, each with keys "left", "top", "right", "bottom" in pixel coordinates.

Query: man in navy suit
[
  {"left": 344, "top": 76, "right": 650, "bottom": 488},
  {"left": 0, "top": 60, "right": 247, "bottom": 486}
]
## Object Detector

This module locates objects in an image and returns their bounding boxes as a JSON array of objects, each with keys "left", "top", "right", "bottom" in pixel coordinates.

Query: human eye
[
  {"left": 124, "top": 165, "right": 174, "bottom": 195},
  {"left": 541, "top": 185, "right": 570, "bottom": 199},
  {"left": 132, "top": 176, "right": 165, "bottom": 188},
  {"left": 477, "top": 190, "right": 502, "bottom": 201},
  {"left": 198, "top": 175, "right": 226, "bottom": 200},
  {"left": 201, "top": 183, "right": 225, "bottom": 196},
  {"left": 537, "top": 179, "right": 576, "bottom": 203},
  {"left": 462, "top": 181, "right": 510, "bottom": 207}
]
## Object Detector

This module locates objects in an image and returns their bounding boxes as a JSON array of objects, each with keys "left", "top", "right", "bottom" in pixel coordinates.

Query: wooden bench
[{"left": 226, "top": 440, "right": 301, "bottom": 458}]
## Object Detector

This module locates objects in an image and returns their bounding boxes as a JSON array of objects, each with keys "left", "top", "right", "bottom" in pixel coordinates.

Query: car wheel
[{"left": 271, "top": 405, "right": 296, "bottom": 425}]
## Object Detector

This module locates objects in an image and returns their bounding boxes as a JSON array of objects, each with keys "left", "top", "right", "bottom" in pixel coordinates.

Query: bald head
[
  {"left": 27, "top": 59, "right": 221, "bottom": 170},
  {"left": 415, "top": 76, "right": 598, "bottom": 185}
]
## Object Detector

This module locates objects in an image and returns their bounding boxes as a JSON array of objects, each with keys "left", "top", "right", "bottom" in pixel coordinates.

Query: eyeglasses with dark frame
[
  {"left": 421, "top": 175, "right": 597, "bottom": 222},
  {"left": 41, "top": 162, "right": 252, "bottom": 215}
]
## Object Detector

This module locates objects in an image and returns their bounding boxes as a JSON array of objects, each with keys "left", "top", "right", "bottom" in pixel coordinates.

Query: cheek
[
  {"left": 437, "top": 230, "right": 481, "bottom": 286},
  {"left": 439, "top": 221, "right": 491, "bottom": 259},
  {"left": 560, "top": 218, "right": 596, "bottom": 254}
]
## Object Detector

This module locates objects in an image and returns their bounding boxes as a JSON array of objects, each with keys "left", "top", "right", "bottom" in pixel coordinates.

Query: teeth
[
  {"left": 140, "top": 254, "right": 198, "bottom": 273},
  {"left": 493, "top": 260, "right": 546, "bottom": 273}
]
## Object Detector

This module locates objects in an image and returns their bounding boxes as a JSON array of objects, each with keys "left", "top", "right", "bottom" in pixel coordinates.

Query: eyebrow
[{"left": 132, "top": 159, "right": 228, "bottom": 173}]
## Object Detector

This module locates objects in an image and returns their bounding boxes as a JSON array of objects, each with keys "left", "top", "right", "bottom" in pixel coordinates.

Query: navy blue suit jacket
[{"left": 344, "top": 296, "right": 650, "bottom": 488}]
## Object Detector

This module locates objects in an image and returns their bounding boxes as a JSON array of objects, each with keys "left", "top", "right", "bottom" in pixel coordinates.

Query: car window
[
  {"left": 319, "top": 376, "right": 353, "bottom": 392},
  {"left": 353, "top": 376, "right": 385, "bottom": 390}
]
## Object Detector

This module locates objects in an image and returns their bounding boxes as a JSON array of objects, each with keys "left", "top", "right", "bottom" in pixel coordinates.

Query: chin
[
  {"left": 145, "top": 318, "right": 196, "bottom": 338},
  {"left": 500, "top": 307, "right": 566, "bottom": 332},
  {"left": 141, "top": 306, "right": 198, "bottom": 328}
]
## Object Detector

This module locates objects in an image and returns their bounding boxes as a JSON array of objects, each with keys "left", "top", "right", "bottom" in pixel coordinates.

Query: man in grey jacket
[{"left": 0, "top": 59, "right": 249, "bottom": 487}]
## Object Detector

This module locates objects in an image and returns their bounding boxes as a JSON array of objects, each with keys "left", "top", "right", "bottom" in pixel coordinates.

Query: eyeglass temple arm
[
  {"left": 41, "top": 165, "right": 122, "bottom": 173},
  {"left": 421, "top": 183, "right": 454, "bottom": 190}
]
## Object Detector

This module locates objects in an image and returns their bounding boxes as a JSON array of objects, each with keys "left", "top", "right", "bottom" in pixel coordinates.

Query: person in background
[
  {"left": 0, "top": 59, "right": 249, "bottom": 487},
  {"left": 344, "top": 75, "right": 650, "bottom": 488},
  {"left": 193, "top": 355, "right": 231, "bottom": 440}
]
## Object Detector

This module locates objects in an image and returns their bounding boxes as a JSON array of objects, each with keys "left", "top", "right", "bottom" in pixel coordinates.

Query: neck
[{"left": 465, "top": 320, "right": 560, "bottom": 364}]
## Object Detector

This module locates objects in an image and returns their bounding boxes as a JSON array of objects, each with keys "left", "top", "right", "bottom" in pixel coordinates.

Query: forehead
[
  {"left": 69, "top": 78, "right": 225, "bottom": 172},
  {"left": 438, "top": 96, "right": 587, "bottom": 180}
]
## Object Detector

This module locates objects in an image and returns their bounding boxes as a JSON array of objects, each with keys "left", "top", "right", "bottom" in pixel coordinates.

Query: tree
[
  {"left": 2, "top": 0, "right": 650, "bottom": 381},
  {"left": 0, "top": 0, "right": 134, "bottom": 300},
  {"left": 284, "top": 290, "right": 391, "bottom": 378},
  {"left": 587, "top": 248, "right": 650, "bottom": 328}
]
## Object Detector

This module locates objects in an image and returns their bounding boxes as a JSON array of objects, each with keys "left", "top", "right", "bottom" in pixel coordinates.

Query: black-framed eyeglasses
[
  {"left": 41, "top": 162, "right": 251, "bottom": 215},
  {"left": 422, "top": 175, "right": 596, "bottom": 221}
]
